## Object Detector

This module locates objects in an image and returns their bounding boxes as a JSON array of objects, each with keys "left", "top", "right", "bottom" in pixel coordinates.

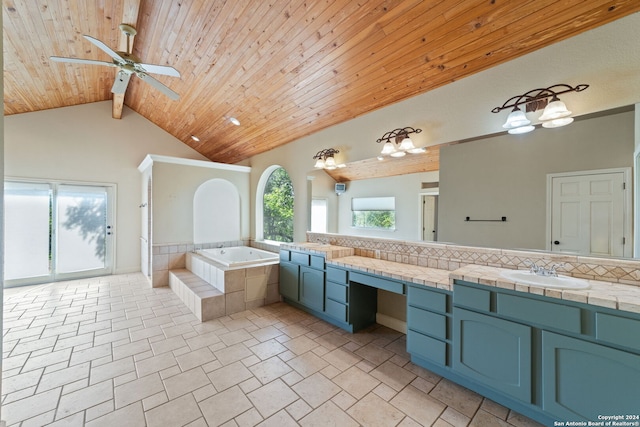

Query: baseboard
[{"left": 376, "top": 313, "right": 407, "bottom": 334}]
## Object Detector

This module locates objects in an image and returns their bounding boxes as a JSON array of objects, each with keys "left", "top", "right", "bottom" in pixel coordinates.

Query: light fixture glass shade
[
  {"left": 507, "top": 125, "right": 535, "bottom": 135},
  {"left": 381, "top": 142, "right": 397, "bottom": 155},
  {"left": 390, "top": 150, "right": 406, "bottom": 157},
  {"left": 314, "top": 158, "right": 325, "bottom": 168},
  {"left": 398, "top": 136, "right": 416, "bottom": 151},
  {"left": 407, "top": 147, "right": 426, "bottom": 154},
  {"left": 324, "top": 157, "right": 337, "bottom": 169},
  {"left": 541, "top": 117, "right": 574, "bottom": 128},
  {"left": 502, "top": 108, "right": 531, "bottom": 129},
  {"left": 538, "top": 99, "right": 571, "bottom": 121}
]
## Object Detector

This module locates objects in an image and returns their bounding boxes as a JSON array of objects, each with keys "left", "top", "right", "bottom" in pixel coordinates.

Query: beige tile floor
[{"left": 2, "top": 273, "right": 544, "bottom": 427}]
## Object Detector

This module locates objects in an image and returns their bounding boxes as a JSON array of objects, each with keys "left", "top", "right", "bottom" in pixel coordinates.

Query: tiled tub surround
[
  {"left": 168, "top": 252, "right": 279, "bottom": 322},
  {"left": 151, "top": 240, "right": 249, "bottom": 288},
  {"left": 307, "top": 232, "right": 640, "bottom": 286}
]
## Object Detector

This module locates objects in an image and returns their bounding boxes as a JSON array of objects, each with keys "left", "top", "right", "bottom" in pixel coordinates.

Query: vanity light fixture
[
  {"left": 492, "top": 83, "right": 588, "bottom": 134},
  {"left": 376, "top": 127, "right": 425, "bottom": 157},
  {"left": 313, "top": 148, "right": 345, "bottom": 170}
]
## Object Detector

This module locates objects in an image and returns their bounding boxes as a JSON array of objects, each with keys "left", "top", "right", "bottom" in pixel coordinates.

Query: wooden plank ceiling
[{"left": 4, "top": 0, "right": 640, "bottom": 165}]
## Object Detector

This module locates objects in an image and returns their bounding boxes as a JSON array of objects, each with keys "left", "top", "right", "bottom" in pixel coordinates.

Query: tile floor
[{"left": 2, "top": 273, "right": 544, "bottom": 427}]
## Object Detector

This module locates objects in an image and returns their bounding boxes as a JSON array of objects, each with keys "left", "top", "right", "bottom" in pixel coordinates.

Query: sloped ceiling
[{"left": 4, "top": 0, "right": 640, "bottom": 164}]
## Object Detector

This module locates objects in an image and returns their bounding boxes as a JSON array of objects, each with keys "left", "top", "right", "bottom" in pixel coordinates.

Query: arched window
[{"left": 258, "top": 166, "right": 294, "bottom": 243}]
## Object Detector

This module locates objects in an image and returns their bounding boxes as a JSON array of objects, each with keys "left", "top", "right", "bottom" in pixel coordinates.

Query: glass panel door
[
  {"left": 4, "top": 182, "right": 52, "bottom": 283},
  {"left": 55, "top": 184, "right": 112, "bottom": 278},
  {"left": 4, "top": 180, "right": 115, "bottom": 287}
]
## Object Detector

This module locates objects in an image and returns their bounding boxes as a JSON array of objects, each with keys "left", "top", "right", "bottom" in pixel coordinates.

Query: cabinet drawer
[
  {"left": 497, "top": 293, "right": 581, "bottom": 334},
  {"left": 310, "top": 255, "right": 325, "bottom": 270},
  {"left": 326, "top": 281, "right": 348, "bottom": 303},
  {"left": 350, "top": 271, "right": 404, "bottom": 294},
  {"left": 408, "top": 306, "right": 447, "bottom": 340},
  {"left": 453, "top": 284, "right": 490, "bottom": 311},
  {"left": 408, "top": 285, "right": 447, "bottom": 313},
  {"left": 407, "top": 329, "right": 446, "bottom": 366},
  {"left": 325, "top": 298, "right": 347, "bottom": 322},
  {"left": 279, "top": 250, "right": 291, "bottom": 262},
  {"left": 595, "top": 312, "right": 640, "bottom": 352},
  {"left": 326, "top": 266, "right": 348, "bottom": 284},
  {"left": 290, "top": 251, "right": 310, "bottom": 266}
]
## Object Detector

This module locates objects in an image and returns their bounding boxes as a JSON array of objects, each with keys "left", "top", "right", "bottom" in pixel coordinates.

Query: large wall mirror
[{"left": 310, "top": 106, "right": 638, "bottom": 259}]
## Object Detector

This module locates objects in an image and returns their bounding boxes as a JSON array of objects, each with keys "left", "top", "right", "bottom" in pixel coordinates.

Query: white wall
[
  {"left": 151, "top": 161, "right": 251, "bottom": 244},
  {"left": 336, "top": 172, "right": 439, "bottom": 241},
  {"left": 4, "top": 101, "right": 208, "bottom": 274}
]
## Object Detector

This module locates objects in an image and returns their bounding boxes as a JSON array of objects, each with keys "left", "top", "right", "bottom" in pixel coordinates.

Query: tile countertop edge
[
  {"left": 325, "top": 256, "right": 640, "bottom": 314},
  {"left": 450, "top": 264, "right": 640, "bottom": 314}
]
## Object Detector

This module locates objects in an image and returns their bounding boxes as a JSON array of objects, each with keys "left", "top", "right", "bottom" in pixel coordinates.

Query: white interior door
[
  {"left": 422, "top": 194, "right": 438, "bottom": 242},
  {"left": 549, "top": 170, "right": 629, "bottom": 257}
]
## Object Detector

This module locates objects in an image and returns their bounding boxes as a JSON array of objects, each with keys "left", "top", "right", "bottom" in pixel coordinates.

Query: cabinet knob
[{"left": 553, "top": 240, "right": 560, "bottom": 245}]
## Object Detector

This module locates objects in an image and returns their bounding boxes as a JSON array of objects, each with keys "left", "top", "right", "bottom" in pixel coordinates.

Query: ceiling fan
[{"left": 50, "top": 24, "right": 180, "bottom": 101}]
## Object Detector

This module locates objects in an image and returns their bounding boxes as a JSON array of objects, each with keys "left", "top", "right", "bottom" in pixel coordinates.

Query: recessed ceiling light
[
  {"left": 191, "top": 135, "right": 200, "bottom": 142},
  {"left": 229, "top": 117, "right": 241, "bottom": 126}
]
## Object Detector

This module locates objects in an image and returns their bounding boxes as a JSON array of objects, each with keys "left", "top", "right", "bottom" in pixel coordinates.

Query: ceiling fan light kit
[{"left": 49, "top": 24, "right": 181, "bottom": 103}]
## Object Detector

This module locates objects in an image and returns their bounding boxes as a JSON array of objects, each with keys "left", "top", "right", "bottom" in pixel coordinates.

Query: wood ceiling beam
[{"left": 113, "top": 0, "right": 141, "bottom": 119}]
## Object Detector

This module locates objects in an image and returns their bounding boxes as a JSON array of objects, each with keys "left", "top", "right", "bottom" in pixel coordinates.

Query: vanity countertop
[
  {"left": 327, "top": 255, "right": 452, "bottom": 290},
  {"left": 452, "top": 264, "right": 640, "bottom": 314},
  {"left": 281, "top": 243, "right": 354, "bottom": 260},
  {"left": 326, "top": 255, "right": 640, "bottom": 314}
]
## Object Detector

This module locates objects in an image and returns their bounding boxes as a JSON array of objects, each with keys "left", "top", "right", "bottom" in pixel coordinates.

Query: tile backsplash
[{"left": 307, "top": 232, "right": 640, "bottom": 286}]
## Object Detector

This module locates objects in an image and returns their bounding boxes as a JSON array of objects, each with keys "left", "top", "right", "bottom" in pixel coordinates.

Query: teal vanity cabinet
[
  {"left": 406, "top": 284, "right": 452, "bottom": 371},
  {"left": 279, "top": 249, "right": 325, "bottom": 309},
  {"left": 279, "top": 250, "right": 377, "bottom": 332},
  {"left": 324, "top": 265, "right": 377, "bottom": 332},
  {"left": 447, "top": 280, "right": 640, "bottom": 425},
  {"left": 541, "top": 331, "right": 640, "bottom": 420},
  {"left": 452, "top": 285, "right": 532, "bottom": 403},
  {"left": 299, "top": 265, "right": 325, "bottom": 312}
]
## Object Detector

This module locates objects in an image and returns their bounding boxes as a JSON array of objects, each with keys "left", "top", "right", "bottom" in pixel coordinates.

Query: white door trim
[{"left": 546, "top": 167, "right": 632, "bottom": 257}]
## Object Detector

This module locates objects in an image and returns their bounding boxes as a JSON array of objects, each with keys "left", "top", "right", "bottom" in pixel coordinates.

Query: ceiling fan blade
[
  {"left": 83, "top": 35, "right": 126, "bottom": 64},
  {"left": 50, "top": 56, "right": 117, "bottom": 67},
  {"left": 136, "top": 72, "right": 180, "bottom": 100},
  {"left": 111, "top": 70, "right": 132, "bottom": 94},
  {"left": 137, "top": 63, "right": 181, "bottom": 77}
]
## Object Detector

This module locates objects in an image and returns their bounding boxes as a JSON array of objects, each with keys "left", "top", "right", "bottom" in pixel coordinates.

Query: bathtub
[{"left": 197, "top": 246, "right": 279, "bottom": 268}]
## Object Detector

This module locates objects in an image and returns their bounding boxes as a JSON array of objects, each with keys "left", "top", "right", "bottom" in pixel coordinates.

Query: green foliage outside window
[
  {"left": 263, "top": 167, "right": 294, "bottom": 242},
  {"left": 352, "top": 210, "right": 395, "bottom": 230}
]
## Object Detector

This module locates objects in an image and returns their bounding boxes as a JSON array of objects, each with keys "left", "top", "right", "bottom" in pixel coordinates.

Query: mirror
[{"left": 312, "top": 107, "right": 637, "bottom": 259}]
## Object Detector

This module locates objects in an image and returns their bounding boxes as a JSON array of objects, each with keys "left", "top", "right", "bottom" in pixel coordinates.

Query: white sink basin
[{"left": 500, "top": 270, "right": 590, "bottom": 290}]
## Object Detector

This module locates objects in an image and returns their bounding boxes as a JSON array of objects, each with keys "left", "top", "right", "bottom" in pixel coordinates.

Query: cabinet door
[
  {"left": 299, "top": 266, "right": 325, "bottom": 312},
  {"left": 542, "top": 331, "right": 640, "bottom": 420},
  {"left": 279, "top": 262, "right": 299, "bottom": 301},
  {"left": 453, "top": 308, "right": 532, "bottom": 403}
]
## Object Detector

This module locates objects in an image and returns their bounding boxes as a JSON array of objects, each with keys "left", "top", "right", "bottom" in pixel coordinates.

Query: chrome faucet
[
  {"left": 523, "top": 259, "right": 566, "bottom": 277},
  {"left": 523, "top": 259, "right": 540, "bottom": 274}
]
